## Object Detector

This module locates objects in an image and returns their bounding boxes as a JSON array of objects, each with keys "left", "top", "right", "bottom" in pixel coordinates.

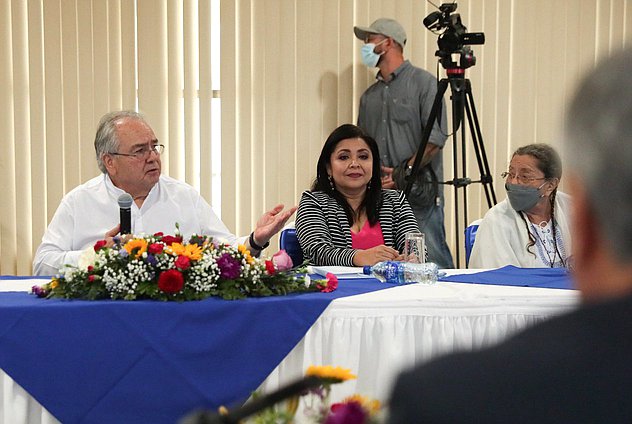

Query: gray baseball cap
[{"left": 354, "top": 18, "right": 407, "bottom": 47}]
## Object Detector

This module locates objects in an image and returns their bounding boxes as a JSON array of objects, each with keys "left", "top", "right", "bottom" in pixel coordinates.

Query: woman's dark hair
[
  {"left": 311, "top": 124, "right": 382, "bottom": 226},
  {"left": 513, "top": 143, "right": 566, "bottom": 266}
]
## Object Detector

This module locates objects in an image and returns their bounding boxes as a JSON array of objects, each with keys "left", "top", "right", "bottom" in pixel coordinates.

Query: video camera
[{"left": 423, "top": 3, "right": 485, "bottom": 70}]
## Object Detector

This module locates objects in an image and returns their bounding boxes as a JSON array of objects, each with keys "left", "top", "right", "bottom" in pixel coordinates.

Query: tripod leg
[
  {"left": 404, "top": 79, "right": 450, "bottom": 196},
  {"left": 464, "top": 80, "right": 497, "bottom": 208},
  {"left": 449, "top": 77, "right": 468, "bottom": 267}
]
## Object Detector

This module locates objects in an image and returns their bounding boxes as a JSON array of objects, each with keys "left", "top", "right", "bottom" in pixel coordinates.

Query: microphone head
[{"left": 118, "top": 193, "right": 133, "bottom": 209}]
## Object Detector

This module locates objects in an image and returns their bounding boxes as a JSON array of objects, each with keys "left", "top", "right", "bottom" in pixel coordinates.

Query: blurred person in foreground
[
  {"left": 469, "top": 143, "right": 572, "bottom": 268},
  {"left": 388, "top": 48, "right": 632, "bottom": 423},
  {"left": 295, "top": 124, "right": 419, "bottom": 266},
  {"left": 33, "top": 110, "right": 295, "bottom": 276},
  {"left": 354, "top": 18, "right": 454, "bottom": 268}
]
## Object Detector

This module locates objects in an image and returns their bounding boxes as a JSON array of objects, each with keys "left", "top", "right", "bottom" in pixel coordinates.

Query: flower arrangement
[
  {"left": 32, "top": 229, "right": 335, "bottom": 301},
  {"left": 247, "top": 365, "right": 382, "bottom": 424}
]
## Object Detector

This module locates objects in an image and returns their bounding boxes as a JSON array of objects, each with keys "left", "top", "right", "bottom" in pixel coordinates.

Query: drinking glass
[{"left": 404, "top": 232, "right": 426, "bottom": 264}]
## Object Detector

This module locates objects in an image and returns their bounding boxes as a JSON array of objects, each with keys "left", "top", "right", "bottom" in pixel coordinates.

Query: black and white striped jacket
[{"left": 295, "top": 190, "right": 420, "bottom": 266}]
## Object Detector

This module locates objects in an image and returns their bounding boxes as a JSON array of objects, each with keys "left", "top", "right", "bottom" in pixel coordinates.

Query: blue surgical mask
[
  {"left": 505, "top": 182, "right": 546, "bottom": 212},
  {"left": 360, "top": 39, "right": 387, "bottom": 67}
]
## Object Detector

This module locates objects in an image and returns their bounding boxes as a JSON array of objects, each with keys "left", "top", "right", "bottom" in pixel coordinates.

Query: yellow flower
[
  {"left": 50, "top": 278, "right": 59, "bottom": 289},
  {"left": 169, "top": 242, "right": 203, "bottom": 260},
  {"left": 305, "top": 365, "right": 356, "bottom": 382},
  {"left": 342, "top": 394, "right": 381, "bottom": 414},
  {"left": 238, "top": 244, "right": 255, "bottom": 264},
  {"left": 124, "top": 238, "right": 148, "bottom": 259}
]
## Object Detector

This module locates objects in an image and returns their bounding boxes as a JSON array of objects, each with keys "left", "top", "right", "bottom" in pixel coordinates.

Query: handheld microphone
[{"left": 118, "top": 193, "right": 133, "bottom": 235}]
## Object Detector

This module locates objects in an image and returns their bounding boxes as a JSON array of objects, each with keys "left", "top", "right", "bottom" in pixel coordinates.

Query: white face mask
[{"left": 360, "top": 38, "right": 387, "bottom": 67}]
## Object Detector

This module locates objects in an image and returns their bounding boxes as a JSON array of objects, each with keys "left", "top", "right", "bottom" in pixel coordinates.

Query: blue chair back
[
  {"left": 465, "top": 220, "right": 482, "bottom": 267},
  {"left": 279, "top": 228, "right": 304, "bottom": 267}
]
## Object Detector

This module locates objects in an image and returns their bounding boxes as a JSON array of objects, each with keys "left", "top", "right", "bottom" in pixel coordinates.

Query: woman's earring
[
  {"left": 367, "top": 179, "right": 372, "bottom": 190},
  {"left": 328, "top": 175, "right": 335, "bottom": 191}
]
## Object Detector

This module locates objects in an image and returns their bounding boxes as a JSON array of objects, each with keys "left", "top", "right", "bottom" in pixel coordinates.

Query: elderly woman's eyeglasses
[
  {"left": 109, "top": 144, "right": 165, "bottom": 160},
  {"left": 501, "top": 171, "right": 547, "bottom": 184}
]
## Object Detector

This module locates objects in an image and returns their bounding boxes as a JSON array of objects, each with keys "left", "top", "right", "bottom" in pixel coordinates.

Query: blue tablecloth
[
  {"left": 0, "top": 275, "right": 50, "bottom": 280},
  {"left": 440, "top": 265, "right": 575, "bottom": 290},
  {"left": 0, "top": 278, "right": 388, "bottom": 424}
]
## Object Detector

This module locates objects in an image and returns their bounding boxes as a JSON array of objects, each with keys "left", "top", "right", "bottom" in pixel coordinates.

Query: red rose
[
  {"left": 158, "top": 269, "right": 184, "bottom": 293},
  {"left": 87, "top": 265, "right": 94, "bottom": 272},
  {"left": 265, "top": 260, "right": 276, "bottom": 275},
  {"left": 148, "top": 243, "right": 164, "bottom": 254},
  {"left": 94, "top": 240, "right": 107, "bottom": 252},
  {"left": 88, "top": 275, "right": 95, "bottom": 282},
  {"left": 153, "top": 232, "right": 164, "bottom": 237},
  {"left": 161, "top": 235, "right": 183, "bottom": 246},
  {"left": 175, "top": 255, "right": 191, "bottom": 270}
]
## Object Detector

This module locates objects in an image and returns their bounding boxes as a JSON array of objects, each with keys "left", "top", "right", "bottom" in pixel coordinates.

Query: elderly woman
[
  {"left": 295, "top": 124, "right": 420, "bottom": 266},
  {"left": 469, "top": 143, "right": 572, "bottom": 268}
]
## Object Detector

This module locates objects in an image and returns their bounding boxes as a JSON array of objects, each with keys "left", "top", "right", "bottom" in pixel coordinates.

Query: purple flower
[
  {"left": 31, "top": 285, "right": 48, "bottom": 298},
  {"left": 146, "top": 254, "right": 158, "bottom": 266},
  {"left": 217, "top": 253, "right": 241, "bottom": 279},
  {"left": 119, "top": 249, "right": 129, "bottom": 258},
  {"left": 325, "top": 402, "right": 367, "bottom": 424}
]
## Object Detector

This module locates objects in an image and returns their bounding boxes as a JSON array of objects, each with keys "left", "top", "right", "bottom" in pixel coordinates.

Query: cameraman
[{"left": 354, "top": 18, "right": 454, "bottom": 268}]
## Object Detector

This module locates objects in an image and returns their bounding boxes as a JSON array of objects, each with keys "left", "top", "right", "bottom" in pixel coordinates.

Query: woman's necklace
[{"left": 529, "top": 220, "right": 566, "bottom": 267}]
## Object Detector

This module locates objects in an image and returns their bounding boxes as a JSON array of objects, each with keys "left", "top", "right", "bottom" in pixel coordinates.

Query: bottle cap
[{"left": 363, "top": 265, "right": 372, "bottom": 275}]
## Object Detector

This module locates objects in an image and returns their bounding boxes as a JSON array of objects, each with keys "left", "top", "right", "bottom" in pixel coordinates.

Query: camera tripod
[{"left": 404, "top": 67, "right": 496, "bottom": 267}]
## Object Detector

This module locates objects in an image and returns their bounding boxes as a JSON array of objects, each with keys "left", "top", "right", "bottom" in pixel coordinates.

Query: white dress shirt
[{"left": 33, "top": 174, "right": 243, "bottom": 276}]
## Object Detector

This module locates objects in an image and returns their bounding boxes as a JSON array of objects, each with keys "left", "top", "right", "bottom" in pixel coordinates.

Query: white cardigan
[{"left": 469, "top": 192, "right": 572, "bottom": 269}]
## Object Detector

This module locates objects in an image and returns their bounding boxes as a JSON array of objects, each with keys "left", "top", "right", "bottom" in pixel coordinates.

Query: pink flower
[
  {"left": 158, "top": 269, "right": 184, "bottom": 293},
  {"left": 175, "top": 255, "right": 191, "bottom": 270},
  {"left": 317, "top": 273, "right": 338, "bottom": 293},
  {"left": 94, "top": 240, "right": 107, "bottom": 252},
  {"left": 272, "top": 249, "right": 293, "bottom": 271}
]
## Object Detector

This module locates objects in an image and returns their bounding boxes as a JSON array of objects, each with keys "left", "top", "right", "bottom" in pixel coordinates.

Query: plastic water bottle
[{"left": 363, "top": 261, "right": 439, "bottom": 285}]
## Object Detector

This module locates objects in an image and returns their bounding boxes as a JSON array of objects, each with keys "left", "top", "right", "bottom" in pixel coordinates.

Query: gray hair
[
  {"left": 94, "top": 110, "right": 148, "bottom": 173},
  {"left": 513, "top": 143, "right": 562, "bottom": 180},
  {"left": 565, "top": 47, "right": 632, "bottom": 260}
]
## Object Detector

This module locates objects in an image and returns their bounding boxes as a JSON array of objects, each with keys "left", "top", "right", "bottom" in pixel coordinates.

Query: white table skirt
[{"left": 0, "top": 274, "right": 579, "bottom": 423}]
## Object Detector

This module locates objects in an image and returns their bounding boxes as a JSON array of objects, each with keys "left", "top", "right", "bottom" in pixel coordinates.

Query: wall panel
[{"left": 1, "top": 0, "right": 631, "bottom": 273}]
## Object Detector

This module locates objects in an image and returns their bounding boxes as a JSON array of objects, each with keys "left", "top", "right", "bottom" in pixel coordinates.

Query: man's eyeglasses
[
  {"left": 109, "top": 144, "right": 165, "bottom": 160},
  {"left": 501, "top": 171, "right": 547, "bottom": 185}
]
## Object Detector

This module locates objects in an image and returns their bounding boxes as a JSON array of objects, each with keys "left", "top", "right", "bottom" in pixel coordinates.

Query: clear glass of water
[{"left": 404, "top": 232, "right": 426, "bottom": 264}]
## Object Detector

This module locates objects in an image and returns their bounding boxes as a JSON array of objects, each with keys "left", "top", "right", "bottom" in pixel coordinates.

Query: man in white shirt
[{"left": 33, "top": 111, "right": 295, "bottom": 276}]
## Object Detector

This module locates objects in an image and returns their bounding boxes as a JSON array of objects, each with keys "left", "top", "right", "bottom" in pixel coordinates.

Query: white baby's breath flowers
[{"left": 188, "top": 251, "right": 220, "bottom": 292}]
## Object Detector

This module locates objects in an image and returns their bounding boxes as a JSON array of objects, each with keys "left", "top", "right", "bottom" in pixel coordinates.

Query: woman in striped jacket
[{"left": 296, "top": 124, "right": 420, "bottom": 266}]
